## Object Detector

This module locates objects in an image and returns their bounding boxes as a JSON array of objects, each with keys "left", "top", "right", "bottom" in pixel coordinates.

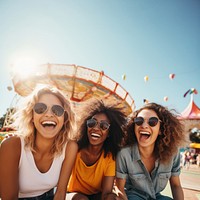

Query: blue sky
[{"left": 0, "top": 0, "right": 200, "bottom": 117}]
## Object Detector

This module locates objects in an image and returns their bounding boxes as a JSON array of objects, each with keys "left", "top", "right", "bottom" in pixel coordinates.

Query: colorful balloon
[
  {"left": 169, "top": 73, "right": 175, "bottom": 80},
  {"left": 144, "top": 75, "right": 149, "bottom": 82},
  {"left": 164, "top": 96, "right": 168, "bottom": 101},
  {"left": 122, "top": 74, "right": 126, "bottom": 80}
]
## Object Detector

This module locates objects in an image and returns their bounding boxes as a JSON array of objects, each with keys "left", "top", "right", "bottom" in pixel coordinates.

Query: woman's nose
[
  {"left": 141, "top": 120, "right": 148, "bottom": 127},
  {"left": 45, "top": 108, "right": 53, "bottom": 116}
]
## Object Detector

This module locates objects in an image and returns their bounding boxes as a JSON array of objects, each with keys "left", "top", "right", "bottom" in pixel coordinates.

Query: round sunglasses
[
  {"left": 86, "top": 118, "right": 110, "bottom": 131},
  {"left": 33, "top": 102, "right": 65, "bottom": 117},
  {"left": 134, "top": 116, "right": 161, "bottom": 127}
]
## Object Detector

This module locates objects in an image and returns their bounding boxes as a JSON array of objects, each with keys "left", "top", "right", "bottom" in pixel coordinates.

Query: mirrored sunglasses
[
  {"left": 33, "top": 102, "right": 65, "bottom": 117},
  {"left": 86, "top": 118, "right": 110, "bottom": 131},
  {"left": 134, "top": 116, "right": 161, "bottom": 127}
]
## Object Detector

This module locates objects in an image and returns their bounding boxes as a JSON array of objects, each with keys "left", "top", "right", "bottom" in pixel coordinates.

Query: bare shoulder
[
  {"left": 0, "top": 136, "right": 21, "bottom": 148},
  {"left": 65, "top": 140, "right": 78, "bottom": 155},
  {"left": 67, "top": 140, "right": 78, "bottom": 149},
  {"left": 0, "top": 136, "right": 21, "bottom": 158}
]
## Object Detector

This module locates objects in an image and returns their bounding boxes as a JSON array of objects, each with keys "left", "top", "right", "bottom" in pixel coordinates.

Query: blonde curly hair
[{"left": 12, "top": 85, "right": 75, "bottom": 157}]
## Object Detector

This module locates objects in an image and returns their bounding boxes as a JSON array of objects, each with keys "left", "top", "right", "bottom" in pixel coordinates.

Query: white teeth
[
  {"left": 42, "top": 121, "right": 56, "bottom": 125},
  {"left": 140, "top": 131, "right": 150, "bottom": 135},
  {"left": 91, "top": 133, "right": 101, "bottom": 138}
]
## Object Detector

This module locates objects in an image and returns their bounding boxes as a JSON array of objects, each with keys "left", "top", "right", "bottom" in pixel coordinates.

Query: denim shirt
[{"left": 116, "top": 143, "right": 181, "bottom": 199}]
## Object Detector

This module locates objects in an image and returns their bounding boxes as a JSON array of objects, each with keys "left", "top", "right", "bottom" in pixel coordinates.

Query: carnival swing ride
[{"left": 3, "top": 63, "right": 135, "bottom": 128}]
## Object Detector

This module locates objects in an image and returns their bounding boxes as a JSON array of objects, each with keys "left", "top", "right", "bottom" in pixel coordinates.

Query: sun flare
[{"left": 10, "top": 56, "right": 41, "bottom": 79}]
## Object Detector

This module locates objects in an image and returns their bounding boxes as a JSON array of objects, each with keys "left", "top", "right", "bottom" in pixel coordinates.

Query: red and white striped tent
[
  {"left": 179, "top": 95, "right": 200, "bottom": 149},
  {"left": 180, "top": 96, "right": 200, "bottom": 120}
]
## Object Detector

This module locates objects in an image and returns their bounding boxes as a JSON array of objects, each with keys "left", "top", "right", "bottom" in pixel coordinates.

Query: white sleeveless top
[{"left": 18, "top": 137, "right": 66, "bottom": 198}]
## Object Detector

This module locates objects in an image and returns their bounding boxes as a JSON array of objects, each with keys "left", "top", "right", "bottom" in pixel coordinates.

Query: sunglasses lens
[
  {"left": 34, "top": 103, "right": 47, "bottom": 114},
  {"left": 87, "top": 119, "right": 110, "bottom": 131},
  {"left": 134, "top": 117, "right": 160, "bottom": 127},
  {"left": 149, "top": 117, "right": 159, "bottom": 127},
  {"left": 134, "top": 117, "right": 144, "bottom": 126},
  {"left": 100, "top": 121, "right": 110, "bottom": 131},
  {"left": 87, "top": 119, "right": 97, "bottom": 128},
  {"left": 52, "top": 105, "right": 65, "bottom": 117}
]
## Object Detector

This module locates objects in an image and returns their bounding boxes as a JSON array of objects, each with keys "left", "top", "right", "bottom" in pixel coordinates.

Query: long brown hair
[{"left": 126, "top": 102, "right": 188, "bottom": 163}]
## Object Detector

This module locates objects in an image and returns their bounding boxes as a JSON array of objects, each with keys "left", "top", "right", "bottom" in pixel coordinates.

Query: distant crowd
[{"left": 181, "top": 150, "right": 200, "bottom": 169}]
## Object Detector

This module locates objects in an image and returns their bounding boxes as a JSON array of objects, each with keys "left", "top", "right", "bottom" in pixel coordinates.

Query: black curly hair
[{"left": 76, "top": 97, "right": 128, "bottom": 160}]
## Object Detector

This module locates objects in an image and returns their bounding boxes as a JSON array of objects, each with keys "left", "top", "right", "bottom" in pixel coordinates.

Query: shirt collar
[{"left": 131, "top": 143, "right": 160, "bottom": 165}]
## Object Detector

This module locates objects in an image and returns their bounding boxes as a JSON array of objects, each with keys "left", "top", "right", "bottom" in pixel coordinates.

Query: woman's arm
[
  {"left": 54, "top": 140, "right": 78, "bottom": 200},
  {"left": 101, "top": 176, "right": 116, "bottom": 200},
  {"left": 0, "top": 137, "right": 21, "bottom": 200},
  {"left": 169, "top": 176, "right": 184, "bottom": 200},
  {"left": 114, "top": 178, "right": 128, "bottom": 200}
]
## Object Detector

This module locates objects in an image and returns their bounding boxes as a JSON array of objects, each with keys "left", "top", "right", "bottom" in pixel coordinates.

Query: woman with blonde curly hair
[
  {"left": 0, "top": 85, "right": 78, "bottom": 200},
  {"left": 115, "top": 102, "right": 187, "bottom": 200}
]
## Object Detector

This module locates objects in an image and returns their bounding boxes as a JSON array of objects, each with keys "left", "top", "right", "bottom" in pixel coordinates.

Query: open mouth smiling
[
  {"left": 139, "top": 131, "right": 151, "bottom": 139},
  {"left": 41, "top": 121, "right": 57, "bottom": 128},
  {"left": 91, "top": 133, "right": 101, "bottom": 139}
]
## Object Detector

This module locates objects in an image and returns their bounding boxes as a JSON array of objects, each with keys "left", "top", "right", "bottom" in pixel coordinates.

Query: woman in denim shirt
[{"left": 115, "top": 103, "right": 187, "bottom": 200}]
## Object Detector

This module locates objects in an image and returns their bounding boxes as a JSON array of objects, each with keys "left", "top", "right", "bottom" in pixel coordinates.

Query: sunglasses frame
[
  {"left": 134, "top": 116, "right": 161, "bottom": 127},
  {"left": 86, "top": 118, "right": 110, "bottom": 131},
  {"left": 33, "top": 102, "right": 65, "bottom": 117}
]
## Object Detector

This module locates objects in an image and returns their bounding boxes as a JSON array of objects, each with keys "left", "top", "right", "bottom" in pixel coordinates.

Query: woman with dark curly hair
[
  {"left": 115, "top": 103, "right": 187, "bottom": 200},
  {"left": 57, "top": 97, "right": 128, "bottom": 200}
]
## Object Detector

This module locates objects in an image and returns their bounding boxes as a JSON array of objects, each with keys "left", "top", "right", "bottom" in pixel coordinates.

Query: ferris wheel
[{"left": 3, "top": 93, "right": 20, "bottom": 127}]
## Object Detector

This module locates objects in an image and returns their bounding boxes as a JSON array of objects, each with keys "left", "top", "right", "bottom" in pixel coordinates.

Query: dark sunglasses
[
  {"left": 86, "top": 118, "right": 110, "bottom": 131},
  {"left": 33, "top": 103, "right": 65, "bottom": 117},
  {"left": 134, "top": 117, "right": 161, "bottom": 127}
]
